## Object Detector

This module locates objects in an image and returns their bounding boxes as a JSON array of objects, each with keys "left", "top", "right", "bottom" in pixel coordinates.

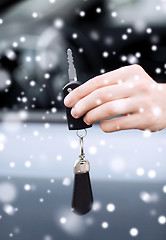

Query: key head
[{"left": 63, "top": 81, "right": 92, "bottom": 130}]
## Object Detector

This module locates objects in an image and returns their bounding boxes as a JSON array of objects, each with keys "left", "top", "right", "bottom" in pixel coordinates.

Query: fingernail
[
  {"left": 71, "top": 108, "right": 78, "bottom": 118},
  {"left": 64, "top": 96, "right": 71, "bottom": 107},
  {"left": 83, "top": 117, "right": 89, "bottom": 125}
]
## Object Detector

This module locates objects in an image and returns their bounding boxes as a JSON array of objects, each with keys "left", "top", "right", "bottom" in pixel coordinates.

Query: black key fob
[{"left": 63, "top": 81, "right": 92, "bottom": 130}]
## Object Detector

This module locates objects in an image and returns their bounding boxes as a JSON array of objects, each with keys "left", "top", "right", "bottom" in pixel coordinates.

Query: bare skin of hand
[{"left": 64, "top": 64, "right": 166, "bottom": 133}]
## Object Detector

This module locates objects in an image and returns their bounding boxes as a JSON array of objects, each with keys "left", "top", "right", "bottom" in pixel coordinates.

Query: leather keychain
[{"left": 63, "top": 49, "right": 93, "bottom": 215}]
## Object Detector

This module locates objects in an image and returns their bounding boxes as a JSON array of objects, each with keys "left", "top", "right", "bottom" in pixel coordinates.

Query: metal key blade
[{"left": 67, "top": 48, "right": 77, "bottom": 82}]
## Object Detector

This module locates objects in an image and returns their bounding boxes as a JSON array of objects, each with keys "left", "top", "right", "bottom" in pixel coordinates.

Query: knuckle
[
  {"left": 141, "top": 105, "right": 157, "bottom": 129},
  {"left": 130, "top": 64, "right": 143, "bottom": 72},
  {"left": 109, "top": 105, "right": 116, "bottom": 115},
  {"left": 74, "top": 85, "right": 83, "bottom": 98},
  {"left": 93, "top": 88, "right": 105, "bottom": 103},
  {"left": 132, "top": 77, "right": 150, "bottom": 94},
  {"left": 91, "top": 73, "right": 109, "bottom": 88},
  {"left": 102, "top": 102, "right": 117, "bottom": 119},
  {"left": 138, "top": 96, "right": 152, "bottom": 112},
  {"left": 142, "top": 80, "right": 151, "bottom": 92},
  {"left": 91, "top": 76, "right": 101, "bottom": 88},
  {"left": 136, "top": 78, "right": 147, "bottom": 91}
]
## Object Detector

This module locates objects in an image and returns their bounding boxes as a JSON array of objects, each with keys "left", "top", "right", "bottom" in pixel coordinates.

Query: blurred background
[{"left": 0, "top": 0, "right": 166, "bottom": 239}]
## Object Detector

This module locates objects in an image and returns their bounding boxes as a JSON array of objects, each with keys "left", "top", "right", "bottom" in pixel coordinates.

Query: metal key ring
[{"left": 76, "top": 129, "right": 87, "bottom": 138}]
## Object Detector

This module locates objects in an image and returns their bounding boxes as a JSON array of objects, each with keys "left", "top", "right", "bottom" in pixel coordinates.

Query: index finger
[{"left": 64, "top": 65, "right": 139, "bottom": 107}]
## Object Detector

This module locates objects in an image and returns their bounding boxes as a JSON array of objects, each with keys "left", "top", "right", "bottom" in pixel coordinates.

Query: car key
[
  {"left": 63, "top": 49, "right": 93, "bottom": 215},
  {"left": 63, "top": 48, "right": 92, "bottom": 130}
]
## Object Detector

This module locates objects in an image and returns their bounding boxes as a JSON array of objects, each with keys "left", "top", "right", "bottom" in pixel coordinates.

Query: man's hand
[{"left": 64, "top": 64, "right": 166, "bottom": 133}]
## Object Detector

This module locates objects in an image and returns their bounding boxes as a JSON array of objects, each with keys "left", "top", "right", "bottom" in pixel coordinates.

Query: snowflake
[
  {"left": 96, "top": 8, "right": 102, "bottom": 13},
  {"left": 135, "top": 52, "right": 141, "bottom": 58},
  {"left": 127, "top": 28, "right": 132, "bottom": 34},
  {"left": 136, "top": 168, "right": 145, "bottom": 176},
  {"left": 106, "top": 203, "right": 115, "bottom": 212},
  {"left": 102, "top": 51, "right": 109, "bottom": 58},
  {"left": 155, "top": 68, "right": 161, "bottom": 74},
  {"left": 79, "top": 11, "right": 86, "bottom": 17},
  {"left": 146, "top": 28, "right": 152, "bottom": 34},
  {"left": 158, "top": 216, "right": 166, "bottom": 224},
  {"left": 26, "top": 56, "right": 31, "bottom": 62},
  {"left": 92, "top": 201, "right": 101, "bottom": 211},
  {"left": 12, "top": 42, "right": 18, "bottom": 48},
  {"left": 121, "top": 55, "right": 127, "bottom": 62},
  {"left": 100, "top": 69, "right": 105, "bottom": 73},
  {"left": 56, "top": 155, "right": 62, "bottom": 161},
  {"left": 162, "top": 185, "right": 166, "bottom": 193},
  {"left": 6, "top": 50, "right": 16, "bottom": 60},
  {"left": 60, "top": 217, "right": 67, "bottom": 224},
  {"left": 152, "top": 106, "right": 162, "bottom": 117},
  {"left": 24, "top": 184, "right": 31, "bottom": 191},
  {"left": 70, "top": 140, "right": 78, "bottom": 149},
  {"left": 101, "top": 221, "right": 109, "bottom": 229},
  {"left": 78, "top": 48, "right": 84, "bottom": 53},
  {"left": 148, "top": 170, "right": 156, "bottom": 178},
  {"left": 25, "top": 161, "right": 32, "bottom": 168},
  {"left": 62, "top": 178, "right": 71, "bottom": 186},
  {"left": 32, "top": 12, "right": 38, "bottom": 18},
  {"left": 143, "top": 129, "right": 152, "bottom": 138},
  {"left": 51, "top": 107, "right": 57, "bottom": 113},
  {"left": 20, "top": 36, "right": 26, "bottom": 42},
  {"left": 156, "top": 5, "right": 161, "bottom": 11},
  {"left": 72, "top": 33, "right": 78, "bottom": 39},
  {"left": 89, "top": 146, "right": 97, "bottom": 154},
  {"left": 129, "top": 228, "right": 139, "bottom": 237},
  {"left": 9, "top": 233, "right": 13, "bottom": 237},
  {"left": 33, "top": 130, "right": 39, "bottom": 136},
  {"left": 3, "top": 204, "right": 15, "bottom": 216},
  {"left": 151, "top": 45, "right": 157, "bottom": 51},
  {"left": 35, "top": 56, "right": 41, "bottom": 62},
  {"left": 22, "top": 97, "right": 27, "bottom": 103},
  {"left": 30, "top": 81, "right": 36, "bottom": 87},
  {"left": 122, "top": 34, "right": 128, "bottom": 40},
  {"left": 44, "top": 73, "right": 50, "bottom": 79},
  {"left": 9, "top": 162, "right": 15, "bottom": 168},
  {"left": 50, "top": 179, "right": 55, "bottom": 183},
  {"left": 44, "top": 123, "right": 50, "bottom": 129},
  {"left": 111, "top": 11, "right": 117, "bottom": 18},
  {"left": 128, "top": 54, "right": 138, "bottom": 64},
  {"left": 54, "top": 18, "right": 64, "bottom": 29}
]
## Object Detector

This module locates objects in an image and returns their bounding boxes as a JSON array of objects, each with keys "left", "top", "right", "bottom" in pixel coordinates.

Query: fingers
[
  {"left": 71, "top": 83, "right": 132, "bottom": 118},
  {"left": 64, "top": 65, "right": 141, "bottom": 108},
  {"left": 83, "top": 98, "right": 135, "bottom": 125},
  {"left": 100, "top": 113, "right": 141, "bottom": 133}
]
